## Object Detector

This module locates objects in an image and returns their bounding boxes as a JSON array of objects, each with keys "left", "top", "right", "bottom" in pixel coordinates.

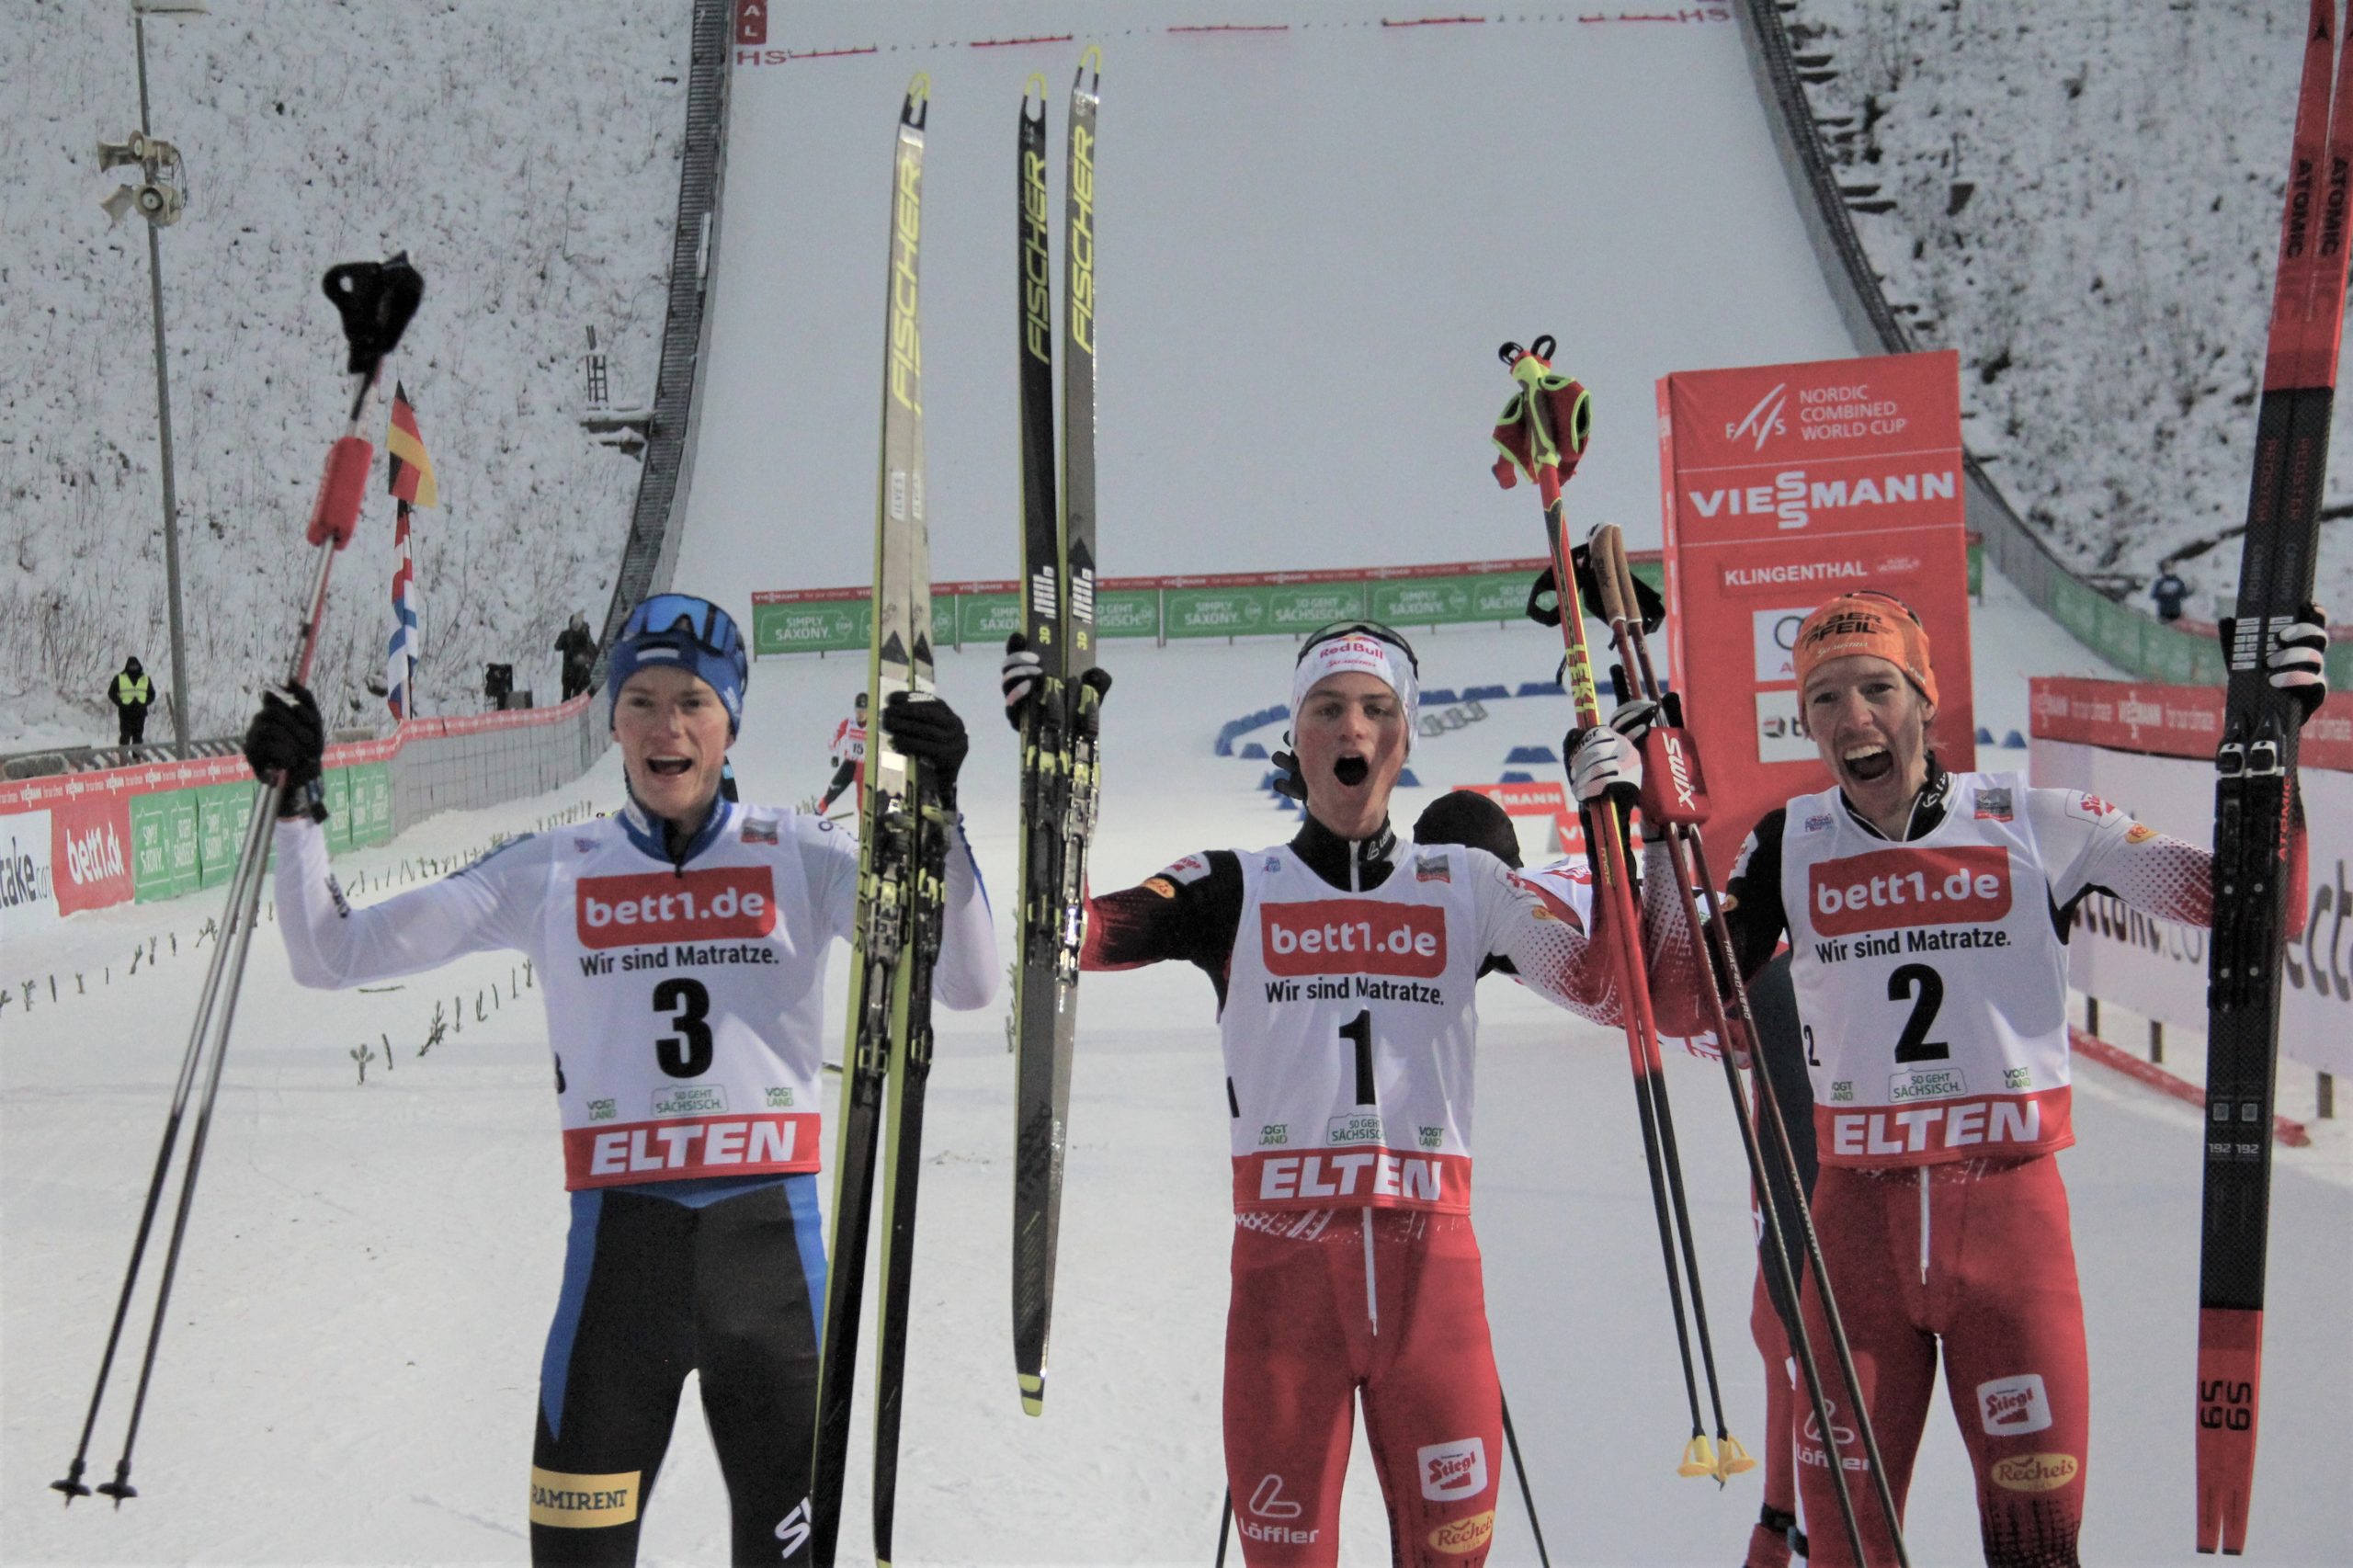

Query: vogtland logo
[
  {"left": 1261, "top": 900, "right": 1446, "bottom": 978},
  {"left": 575, "top": 867, "right": 777, "bottom": 949}
]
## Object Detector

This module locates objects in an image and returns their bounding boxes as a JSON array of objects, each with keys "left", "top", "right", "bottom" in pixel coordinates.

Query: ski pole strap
[
  {"left": 306, "top": 437, "right": 372, "bottom": 549},
  {"left": 322, "top": 254, "right": 424, "bottom": 376}
]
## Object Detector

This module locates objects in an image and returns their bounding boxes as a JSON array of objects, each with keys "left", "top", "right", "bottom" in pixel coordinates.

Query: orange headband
[{"left": 1793, "top": 593, "right": 1938, "bottom": 708}]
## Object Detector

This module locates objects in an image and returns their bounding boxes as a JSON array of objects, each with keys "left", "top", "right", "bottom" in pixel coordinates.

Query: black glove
[
  {"left": 1001, "top": 632, "right": 1043, "bottom": 732},
  {"left": 1074, "top": 665, "right": 1113, "bottom": 738},
  {"left": 244, "top": 682, "right": 328, "bottom": 822},
  {"left": 881, "top": 691, "right": 969, "bottom": 808}
]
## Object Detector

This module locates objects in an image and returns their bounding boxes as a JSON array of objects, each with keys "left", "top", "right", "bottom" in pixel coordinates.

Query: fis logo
[{"left": 1726, "top": 382, "right": 1789, "bottom": 451}]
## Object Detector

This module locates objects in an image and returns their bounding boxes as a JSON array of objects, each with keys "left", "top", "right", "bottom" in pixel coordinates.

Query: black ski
[
  {"left": 2196, "top": 1, "right": 2350, "bottom": 1554},
  {"left": 1011, "top": 46, "right": 1102, "bottom": 1419},
  {"left": 805, "top": 74, "right": 936, "bottom": 1568}
]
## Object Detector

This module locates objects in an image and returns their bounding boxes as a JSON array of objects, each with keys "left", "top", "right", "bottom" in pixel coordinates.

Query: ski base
[
  {"left": 2195, "top": 1306, "right": 2265, "bottom": 1555},
  {"left": 1018, "top": 1370, "right": 1045, "bottom": 1417}
]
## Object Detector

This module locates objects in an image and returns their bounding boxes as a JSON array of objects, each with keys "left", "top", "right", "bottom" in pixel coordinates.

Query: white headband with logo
[{"left": 1290, "top": 633, "right": 1419, "bottom": 737}]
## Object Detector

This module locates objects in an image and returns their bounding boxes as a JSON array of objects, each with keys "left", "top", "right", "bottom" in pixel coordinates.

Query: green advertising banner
[
  {"left": 1098, "top": 588, "right": 1160, "bottom": 639},
  {"left": 197, "top": 781, "right": 255, "bottom": 889},
  {"left": 1370, "top": 572, "right": 1532, "bottom": 626},
  {"left": 753, "top": 600, "right": 869, "bottom": 657},
  {"left": 1266, "top": 584, "right": 1368, "bottom": 631},
  {"left": 131, "top": 790, "right": 199, "bottom": 903},
  {"left": 1165, "top": 586, "right": 1271, "bottom": 639},
  {"left": 347, "top": 763, "right": 393, "bottom": 847},
  {"left": 323, "top": 768, "right": 354, "bottom": 851},
  {"left": 957, "top": 592, "right": 1023, "bottom": 645}
]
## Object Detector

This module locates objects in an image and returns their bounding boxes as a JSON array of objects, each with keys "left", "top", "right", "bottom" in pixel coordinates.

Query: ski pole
[
  {"left": 1589, "top": 522, "right": 1908, "bottom": 1567},
  {"left": 1492, "top": 336, "right": 1733, "bottom": 1481},
  {"left": 1215, "top": 1488, "right": 1232, "bottom": 1567},
  {"left": 52, "top": 255, "right": 420, "bottom": 1508},
  {"left": 1499, "top": 1391, "right": 1552, "bottom": 1568}
]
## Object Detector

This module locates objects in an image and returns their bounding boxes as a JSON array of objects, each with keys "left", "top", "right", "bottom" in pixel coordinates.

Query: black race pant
[{"left": 529, "top": 1178, "right": 825, "bottom": 1565}]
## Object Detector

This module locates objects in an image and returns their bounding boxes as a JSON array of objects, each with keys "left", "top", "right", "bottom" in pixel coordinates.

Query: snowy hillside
[
  {"left": 1787, "top": 0, "right": 2353, "bottom": 618},
  {"left": 0, "top": 0, "right": 688, "bottom": 747}
]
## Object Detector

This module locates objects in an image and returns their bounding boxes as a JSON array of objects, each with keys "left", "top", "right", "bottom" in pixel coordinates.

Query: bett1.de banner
[{"left": 1657, "top": 349, "right": 1976, "bottom": 867}]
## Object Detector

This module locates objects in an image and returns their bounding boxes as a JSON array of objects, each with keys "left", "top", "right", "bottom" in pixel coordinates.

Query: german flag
[{"left": 386, "top": 383, "right": 438, "bottom": 508}]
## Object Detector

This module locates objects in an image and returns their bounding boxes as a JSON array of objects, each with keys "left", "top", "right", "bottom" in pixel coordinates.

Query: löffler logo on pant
[
  {"left": 1416, "top": 1437, "right": 1487, "bottom": 1502},
  {"left": 1240, "top": 1473, "right": 1316, "bottom": 1545}
]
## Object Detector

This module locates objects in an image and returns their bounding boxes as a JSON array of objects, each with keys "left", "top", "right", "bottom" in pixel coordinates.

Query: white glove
[
  {"left": 2268, "top": 614, "right": 2328, "bottom": 715},
  {"left": 1000, "top": 633, "right": 1044, "bottom": 733},
  {"left": 1566, "top": 724, "right": 1640, "bottom": 805}
]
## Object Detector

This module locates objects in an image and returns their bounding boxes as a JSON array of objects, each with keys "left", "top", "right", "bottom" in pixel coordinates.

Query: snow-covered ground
[
  {"left": 3, "top": 613, "right": 2347, "bottom": 1567},
  {"left": 1787, "top": 0, "right": 2353, "bottom": 618}
]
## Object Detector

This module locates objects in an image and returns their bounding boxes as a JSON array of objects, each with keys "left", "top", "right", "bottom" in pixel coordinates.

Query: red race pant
[
  {"left": 1794, "top": 1155, "right": 2089, "bottom": 1568},
  {"left": 1222, "top": 1208, "right": 1504, "bottom": 1567}
]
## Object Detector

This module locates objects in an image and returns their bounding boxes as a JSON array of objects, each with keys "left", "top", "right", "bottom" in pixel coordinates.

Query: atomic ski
[
  {"left": 1011, "top": 47, "right": 1102, "bottom": 1419},
  {"left": 2196, "top": 1, "right": 2351, "bottom": 1554},
  {"left": 805, "top": 74, "right": 945, "bottom": 1568}
]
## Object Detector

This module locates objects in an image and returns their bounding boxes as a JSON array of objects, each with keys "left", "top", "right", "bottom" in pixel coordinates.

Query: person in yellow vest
[{"left": 108, "top": 656, "right": 154, "bottom": 746}]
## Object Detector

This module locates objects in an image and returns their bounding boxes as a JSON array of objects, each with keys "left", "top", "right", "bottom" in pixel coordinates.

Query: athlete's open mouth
[
  {"left": 1333, "top": 756, "right": 1370, "bottom": 787},
  {"left": 1842, "top": 744, "right": 1893, "bottom": 783},
  {"left": 648, "top": 756, "right": 693, "bottom": 778}
]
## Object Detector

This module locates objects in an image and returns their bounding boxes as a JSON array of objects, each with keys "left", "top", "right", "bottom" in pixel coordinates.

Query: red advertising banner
[
  {"left": 1659, "top": 349, "right": 1976, "bottom": 868},
  {"left": 51, "top": 793, "right": 132, "bottom": 915},
  {"left": 2029, "top": 678, "right": 2353, "bottom": 772}
]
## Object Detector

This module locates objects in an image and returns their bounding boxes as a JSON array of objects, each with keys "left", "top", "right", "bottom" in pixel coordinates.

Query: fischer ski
[
  {"left": 805, "top": 75, "right": 946, "bottom": 1568},
  {"left": 2196, "top": 1, "right": 2352, "bottom": 1553},
  {"left": 1011, "top": 46, "right": 1103, "bottom": 1419}
]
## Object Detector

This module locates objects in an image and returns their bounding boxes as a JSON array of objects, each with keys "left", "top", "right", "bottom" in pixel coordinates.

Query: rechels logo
[
  {"left": 576, "top": 866, "right": 777, "bottom": 949},
  {"left": 1808, "top": 846, "right": 2010, "bottom": 937},
  {"left": 1260, "top": 900, "right": 1445, "bottom": 978}
]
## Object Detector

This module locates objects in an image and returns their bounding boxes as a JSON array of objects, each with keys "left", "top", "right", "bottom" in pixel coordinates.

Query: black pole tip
[
  {"left": 51, "top": 1472, "right": 91, "bottom": 1504},
  {"left": 321, "top": 254, "right": 425, "bottom": 376}
]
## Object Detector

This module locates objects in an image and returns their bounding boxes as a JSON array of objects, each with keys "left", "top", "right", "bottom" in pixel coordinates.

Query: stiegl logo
[{"left": 1417, "top": 1437, "right": 1488, "bottom": 1502}]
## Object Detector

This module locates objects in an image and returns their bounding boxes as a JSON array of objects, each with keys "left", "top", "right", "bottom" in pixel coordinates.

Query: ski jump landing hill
[{"left": 675, "top": 3, "right": 1857, "bottom": 598}]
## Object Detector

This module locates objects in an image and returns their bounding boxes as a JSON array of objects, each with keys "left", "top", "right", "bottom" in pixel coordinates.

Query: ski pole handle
[{"left": 305, "top": 437, "right": 372, "bottom": 548}]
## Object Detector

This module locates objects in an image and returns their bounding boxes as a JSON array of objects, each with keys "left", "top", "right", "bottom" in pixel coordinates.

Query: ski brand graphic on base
[
  {"left": 1417, "top": 1437, "right": 1488, "bottom": 1502},
  {"left": 1807, "top": 845, "right": 2011, "bottom": 936},
  {"left": 574, "top": 866, "right": 776, "bottom": 946},
  {"left": 529, "top": 1465, "right": 640, "bottom": 1528},
  {"left": 1977, "top": 1371, "right": 2055, "bottom": 1436},
  {"left": 1260, "top": 899, "right": 1446, "bottom": 977}
]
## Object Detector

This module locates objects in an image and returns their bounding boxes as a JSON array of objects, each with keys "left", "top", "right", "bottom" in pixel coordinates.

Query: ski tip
[
  {"left": 1023, "top": 72, "right": 1049, "bottom": 114},
  {"left": 1077, "top": 42, "right": 1102, "bottom": 89},
  {"left": 903, "top": 73, "right": 931, "bottom": 129},
  {"left": 1019, "top": 1371, "right": 1046, "bottom": 1417}
]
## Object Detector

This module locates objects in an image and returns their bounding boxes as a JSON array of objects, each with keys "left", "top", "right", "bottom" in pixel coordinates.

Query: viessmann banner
[{"left": 1658, "top": 349, "right": 1977, "bottom": 866}]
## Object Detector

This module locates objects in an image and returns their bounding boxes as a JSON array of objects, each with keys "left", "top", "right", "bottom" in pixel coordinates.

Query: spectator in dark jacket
[
  {"left": 108, "top": 656, "right": 154, "bottom": 745},
  {"left": 555, "top": 612, "right": 597, "bottom": 701},
  {"left": 2151, "top": 567, "right": 2189, "bottom": 623}
]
